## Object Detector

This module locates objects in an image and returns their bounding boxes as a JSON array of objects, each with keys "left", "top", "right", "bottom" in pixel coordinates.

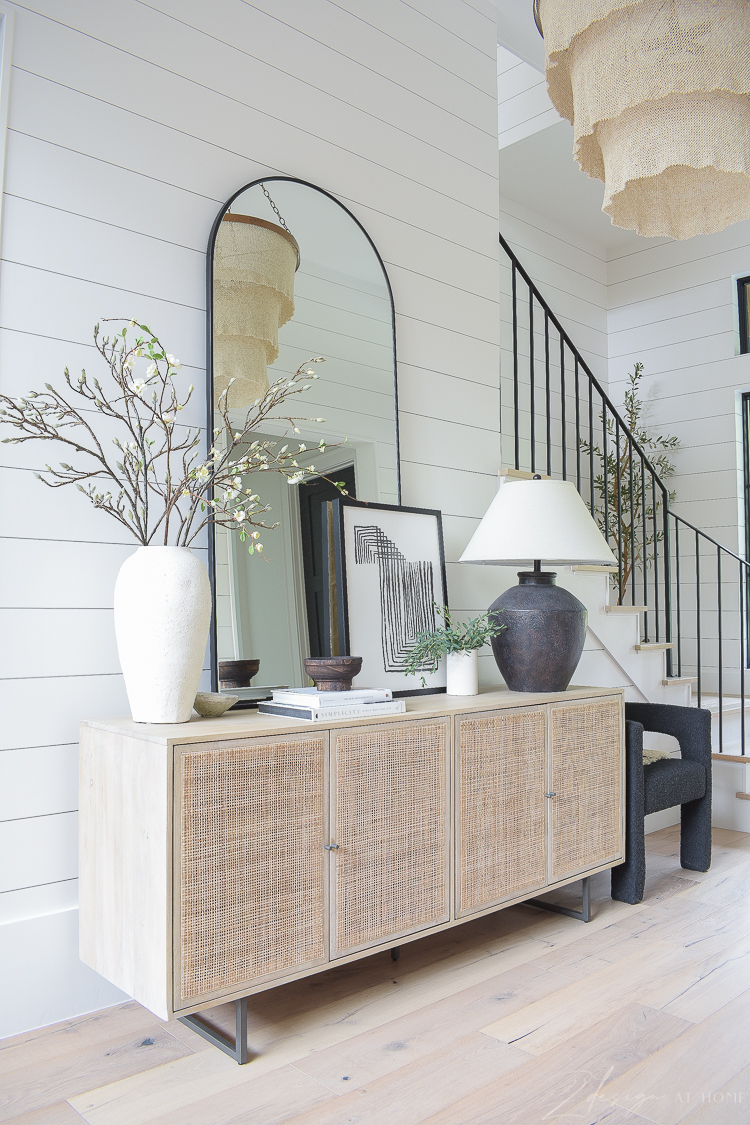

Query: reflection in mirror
[{"left": 210, "top": 179, "right": 399, "bottom": 701}]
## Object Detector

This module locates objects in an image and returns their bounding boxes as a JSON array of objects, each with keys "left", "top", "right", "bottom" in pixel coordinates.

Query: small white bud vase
[
  {"left": 446, "top": 649, "right": 479, "bottom": 696},
  {"left": 114, "top": 546, "right": 212, "bottom": 723}
]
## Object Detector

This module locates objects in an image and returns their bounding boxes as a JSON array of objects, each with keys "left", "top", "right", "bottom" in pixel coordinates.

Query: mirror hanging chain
[{"left": 260, "top": 183, "right": 292, "bottom": 234}]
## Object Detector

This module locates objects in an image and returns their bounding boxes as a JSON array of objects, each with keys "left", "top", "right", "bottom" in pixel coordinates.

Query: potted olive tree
[{"left": 404, "top": 605, "right": 505, "bottom": 696}]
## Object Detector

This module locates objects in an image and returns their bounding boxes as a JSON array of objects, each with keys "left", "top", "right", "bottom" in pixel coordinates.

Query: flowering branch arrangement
[{"left": 0, "top": 319, "right": 344, "bottom": 550}]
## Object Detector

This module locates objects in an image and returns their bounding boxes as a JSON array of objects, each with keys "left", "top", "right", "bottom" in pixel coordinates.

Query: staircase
[{"left": 499, "top": 233, "right": 750, "bottom": 770}]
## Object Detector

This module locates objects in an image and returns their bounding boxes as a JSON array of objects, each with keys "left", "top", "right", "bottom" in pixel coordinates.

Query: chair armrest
[
  {"left": 624, "top": 719, "right": 645, "bottom": 810},
  {"left": 624, "top": 702, "right": 712, "bottom": 766}
]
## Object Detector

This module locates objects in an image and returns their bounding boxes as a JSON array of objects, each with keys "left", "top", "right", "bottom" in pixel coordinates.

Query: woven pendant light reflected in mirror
[
  {"left": 535, "top": 0, "right": 750, "bottom": 239},
  {"left": 213, "top": 202, "right": 300, "bottom": 409}
]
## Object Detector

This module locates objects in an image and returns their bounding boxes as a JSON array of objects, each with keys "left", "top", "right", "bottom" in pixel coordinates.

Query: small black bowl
[
  {"left": 219, "top": 658, "right": 261, "bottom": 689},
  {"left": 303, "top": 656, "right": 363, "bottom": 691}
]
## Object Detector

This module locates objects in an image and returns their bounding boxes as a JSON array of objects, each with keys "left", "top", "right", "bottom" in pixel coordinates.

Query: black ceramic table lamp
[{"left": 459, "top": 476, "right": 616, "bottom": 692}]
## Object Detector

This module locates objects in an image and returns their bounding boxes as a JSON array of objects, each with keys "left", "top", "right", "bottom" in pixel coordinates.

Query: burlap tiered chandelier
[
  {"left": 213, "top": 210, "right": 299, "bottom": 408},
  {"left": 536, "top": 0, "right": 750, "bottom": 239}
]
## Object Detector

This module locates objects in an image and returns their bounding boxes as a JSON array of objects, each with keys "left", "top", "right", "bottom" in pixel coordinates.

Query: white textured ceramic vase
[
  {"left": 114, "top": 546, "right": 212, "bottom": 723},
  {"left": 446, "top": 649, "right": 479, "bottom": 696}
]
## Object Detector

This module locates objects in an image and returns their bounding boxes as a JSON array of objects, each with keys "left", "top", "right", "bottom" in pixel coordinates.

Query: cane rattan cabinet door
[
  {"left": 455, "top": 707, "right": 547, "bottom": 918},
  {"left": 329, "top": 718, "right": 450, "bottom": 958},
  {"left": 548, "top": 696, "right": 624, "bottom": 883},
  {"left": 174, "top": 734, "right": 328, "bottom": 1009}
]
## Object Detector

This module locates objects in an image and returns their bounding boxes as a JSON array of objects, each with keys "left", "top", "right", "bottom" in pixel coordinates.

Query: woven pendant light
[
  {"left": 213, "top": 214, "right": 300, "bottom": 408},
  {"left": 536, "top": 0, "right": 750, "bottom": 239}
]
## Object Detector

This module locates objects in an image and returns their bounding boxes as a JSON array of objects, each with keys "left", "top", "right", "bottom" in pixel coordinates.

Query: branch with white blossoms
[
  {"left": 0, "top": 320, "right": 349, "bottom": 550},
  {"left": 180, "top": 354, "right": 352, "bottom": 553}
]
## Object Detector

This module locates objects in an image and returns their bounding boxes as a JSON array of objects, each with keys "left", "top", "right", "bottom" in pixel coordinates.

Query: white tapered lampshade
[{"left": 459, "top": 479, "right": 616, "bottom": 567}]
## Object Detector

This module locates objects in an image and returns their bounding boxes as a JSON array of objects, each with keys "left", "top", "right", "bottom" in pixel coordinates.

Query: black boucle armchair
[{"left": 611, "top": 702, "right": 712, "bottom": 905}]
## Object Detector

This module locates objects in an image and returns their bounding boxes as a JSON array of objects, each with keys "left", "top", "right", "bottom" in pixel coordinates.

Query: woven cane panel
[
  {"left": 332, "top": 721, "right": 448, "bottom": 955},
  {"left": 549, "top": 700, "right": 622, "bottom": 880},
  {"left": 457, "top": 710, "right": 546, "bottom": 916},
  {"left": 179, "top": 737, "right": 325, "bottom": 1002}
]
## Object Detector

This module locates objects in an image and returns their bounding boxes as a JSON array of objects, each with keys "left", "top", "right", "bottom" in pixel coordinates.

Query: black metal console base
[
  {"left": 527, "top": 876, "right": 591, "bottom": 923},
  {"left": 179, "top": 997, "right": 248, "bottom": 1064},
  {"left": 177, "top": 879, "right": 591, "bottom": 1066}
]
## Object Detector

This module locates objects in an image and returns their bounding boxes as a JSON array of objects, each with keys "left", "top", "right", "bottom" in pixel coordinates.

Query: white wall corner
[
  {"left": 0, "top": 4, "right": 14, "bottom": 251},
  {"left": 497, "top": 44, "right": 558, "bottom": 151},
  {"left": 493, "top": 0, "right": 546, "bottom": 71},
  {"left": 0, "top": 908, "right": 128, "bottom": 1040}
]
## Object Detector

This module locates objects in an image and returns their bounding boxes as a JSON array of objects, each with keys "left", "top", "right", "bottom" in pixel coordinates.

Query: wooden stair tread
[
  {"left": 662, "top": 677, "right": 697, "bottom": 686},
  {"left": 498, "top": 467, "right": 552, "bottom": 480},
  {"left": 634, "top": 642, "right": 674, "bottom": 651},
  {"left": 698, "top": 694, "right": 750, "bottom": 715}
]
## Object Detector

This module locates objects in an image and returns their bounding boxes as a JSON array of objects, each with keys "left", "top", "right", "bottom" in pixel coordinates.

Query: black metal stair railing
[{"left": 500, "top": 232, "right": 749, "bottom": 755}]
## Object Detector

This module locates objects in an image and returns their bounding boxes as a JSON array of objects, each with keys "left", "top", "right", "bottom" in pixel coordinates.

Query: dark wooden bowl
[
  {"left": 303, "top": 656, "right": 363, "bottom": 691},
  {"left": 219, "top": 658, "right": 261, "bottom": 688}
]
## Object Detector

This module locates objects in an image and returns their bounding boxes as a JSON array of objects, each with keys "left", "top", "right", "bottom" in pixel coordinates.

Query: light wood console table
[{"left": 79, "top": 685, "right": 624, "bottom": 1062}]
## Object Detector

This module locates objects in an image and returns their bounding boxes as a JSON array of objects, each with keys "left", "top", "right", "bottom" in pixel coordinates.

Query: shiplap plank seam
[
  {"left": 499, "top": 204, "right": 607, "bottom": 271},
  {"left": 0, "top": 808, "right": 78, "bottom": 823},
  {"left": 323, "top": 0, "right": 497, "bottom": 72},
  {"left": 7, "top": 103, "right": 498, "bottom": 263},
  {"left": 151, "top": 0, "right": 499, "bottom": 140},
  {"left": 0, "top": 875, "right": 77, "bottom": 891},
  {"left": 13, "top": 0, "right": 498, "bottom": 154},
  {"left": 0, "top": 257, "right": 206, "bottom": 311},
  {"left": 3, "top": 229, "right": 503, "bottom": 325},
  {"left": 10, "top": 64, "right": 498, "bottom": 231},
  {"left": 4, "top": 135, "right": 501, "bottom": 270}
]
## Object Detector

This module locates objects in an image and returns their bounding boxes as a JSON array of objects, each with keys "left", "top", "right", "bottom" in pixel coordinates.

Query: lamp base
[{"left": 489, "top": 571, "right": 587, "bottom": 693}]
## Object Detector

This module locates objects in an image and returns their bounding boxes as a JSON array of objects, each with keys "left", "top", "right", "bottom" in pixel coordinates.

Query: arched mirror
[{"left": 207, "top": 178, "right": 399, "bottom": 702}]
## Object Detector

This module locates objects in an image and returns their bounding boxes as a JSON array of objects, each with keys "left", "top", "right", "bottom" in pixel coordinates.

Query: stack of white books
[{"left": 257, "top": 686, "right": 406, "bottom": 722}]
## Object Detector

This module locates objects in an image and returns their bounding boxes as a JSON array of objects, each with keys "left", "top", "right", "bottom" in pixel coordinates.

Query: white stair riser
[
  {"left": 475, "top": 564, "right": 690, "bottom": 706},
  {"left": 708, "top": 709, "right": 750, "bottom": 752},
  {"left": 556, "top": 569, "right": 686, "bottom": 705}
]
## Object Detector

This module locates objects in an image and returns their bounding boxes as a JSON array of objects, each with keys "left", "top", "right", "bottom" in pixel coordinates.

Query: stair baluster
[{"left": 500, "top": 231, "right": 749, "bottom": 757}]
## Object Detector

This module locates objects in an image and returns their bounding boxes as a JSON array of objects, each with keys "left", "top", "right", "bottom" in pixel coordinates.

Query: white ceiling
[
  {"left": 489, "top": 0, "right": 546, "bottom": 70},
  {"left": 498, "top": 120, "right": 653, "bottom": 254}
]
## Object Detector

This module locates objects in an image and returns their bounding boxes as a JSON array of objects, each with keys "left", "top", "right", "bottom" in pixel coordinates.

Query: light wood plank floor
[{"left": 2, "top": 827, "right": 749, "bottom": 1125}]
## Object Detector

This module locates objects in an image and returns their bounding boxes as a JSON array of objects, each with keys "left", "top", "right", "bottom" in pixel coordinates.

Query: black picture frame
[
  {"left": 739, "top": 274, "right": 750, "bottom": 355},
  {"left": 331, "top": 497, "right": 448, "bottom": 697}
]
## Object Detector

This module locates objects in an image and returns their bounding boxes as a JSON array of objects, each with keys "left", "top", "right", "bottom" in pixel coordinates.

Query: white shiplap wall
[
  {"left": 499, "top": 194, "right": 609, "bottom": 382},
  {"left": 606, "top": 222, "right": 750, "bottom": 699},
  {"left": 497, "top": 44, "right": 557, "bottom": 149},
  {"left": 607, "top": 223, "right": 750, "bottom": 552},
  {"left": 497, "top": 192, "right": 609, "bottom": 470},
  {"left": 0, "top": 0, "right": 500, "bottom": 1037}
]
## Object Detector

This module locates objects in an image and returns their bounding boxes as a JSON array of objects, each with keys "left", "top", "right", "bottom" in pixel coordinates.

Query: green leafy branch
[
  {"left": 579, "top": 362, "right": 678, "bottom": 604},
  {"left": 404, "top": 604, "right": 505, "bottom": 686}
]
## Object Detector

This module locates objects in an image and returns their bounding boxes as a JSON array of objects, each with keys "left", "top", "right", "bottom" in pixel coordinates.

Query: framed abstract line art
[{"left": 331, "top": 498, "right": 448, "bottom": 696}]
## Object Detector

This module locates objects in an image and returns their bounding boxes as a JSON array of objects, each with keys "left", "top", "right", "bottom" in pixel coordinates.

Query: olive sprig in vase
[{"left": 404, "top": 605, "right": 505, "bottom": 696}]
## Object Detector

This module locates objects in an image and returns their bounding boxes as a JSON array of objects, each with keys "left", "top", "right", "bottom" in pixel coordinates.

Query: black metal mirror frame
[{"left": 205, "top": 176, "right": 401, "bottom": 690}]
